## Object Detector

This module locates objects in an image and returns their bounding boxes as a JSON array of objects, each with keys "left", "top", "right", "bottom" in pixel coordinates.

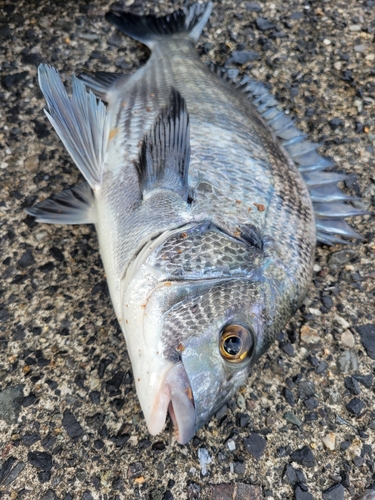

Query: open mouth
[{"left": 148, "top": 362, "right": 196, "bottom": 444}]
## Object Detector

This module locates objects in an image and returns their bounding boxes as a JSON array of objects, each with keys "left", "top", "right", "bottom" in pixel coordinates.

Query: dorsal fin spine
[{"left": 208, "top": 63, "right": 367, "bottom": 245}]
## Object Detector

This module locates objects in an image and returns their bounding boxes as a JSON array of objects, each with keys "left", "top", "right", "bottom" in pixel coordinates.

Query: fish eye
[{"left": 219, "top": 324, "right": 254, "bottom": 363}]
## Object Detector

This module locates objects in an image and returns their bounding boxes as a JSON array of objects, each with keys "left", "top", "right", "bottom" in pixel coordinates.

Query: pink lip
[{"left": 147, "top": 362, "right": 196, "bottom": 444}]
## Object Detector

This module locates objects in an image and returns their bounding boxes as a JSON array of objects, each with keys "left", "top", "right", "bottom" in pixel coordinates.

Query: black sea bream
[{"left": 27, "top": 2, "right": 366, "bottom": 443}]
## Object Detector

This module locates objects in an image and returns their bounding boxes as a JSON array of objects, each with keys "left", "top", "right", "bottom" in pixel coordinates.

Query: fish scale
[
  {"left": 148, "top": 224, "right": 264, "bottom": 279},
  {"left": 27, "top": 2, "right": 366, "bottom": 444}
]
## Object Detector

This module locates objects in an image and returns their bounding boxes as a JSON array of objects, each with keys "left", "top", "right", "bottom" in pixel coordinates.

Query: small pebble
[
  {"left": 2, "top": 461, "right": 25, "bottom": 487},
  {"left": 127, "top": 462, "right": 143, "bottom": 479},
  {"left": 349, "top": 25, "right": 361, "bottom": 31},
  {"left": 346, "top": 397, "right": 365, "bottom": 415},
  {"left": 255, "top": 17, "right": 274, "bottom": 30},
  {"left": 283, "top": 464, "right": 306, "bottom": 486},
  {"left": 344, "top": 376, "right": 361, "bottom": 395},
  {"left": 353, "top": 456, "right": 365, "bottom": 467},
  {"left": 340, "top": 440, "right": 351, "bottom": 451},
  {"left": 280, "top": 341, "right": 295, "bottom": 356},
  {"left": 35, "top": 230, "right": 48, "bottom": 241},
  {"left": 244, "top": 432, "right": 266, "bottom": 460},
  {"left": 353, "top": 373, "right": 373, "bottom": 388},
  {"left": 323, "top": 39, "right": 331, "bottom": 45},
  {"left": 358, "top": 490, "right": 375, "bottom": 500},
  {"left": 236, "top": 394, "right": 245, "bottom": 409},
  {"left": 341, "top": 330, "right": 355, "bottom": 348},
  {"left": 322, "top": 483, "right": 345, "bottom": 500},
  {"left": 322, "top": 432, "right": 336, "bottom": 451},
  {"left": 298, "top": 381, "right": 315, "bottom": 400},
  {"left": 290, "top": 446, "right": 316, "bottom": 468},
  {"left": 215, "top": 404, "right": 227, "bottom": 420},
  {"left": 316, "top": 361, "right": 328, "bottom": 374},
  {"left": 334, "top": 315, "right": 350, "bottom": 330},
  {"left": 295, "top": 486, "right": 314, "bottom": 500},
  {"left": 328, "top": 249, "right": 356, "bottom": 268},
  {"left": 24, "top": 154, "right": 39, "bottom": 171},
  {"left": 354, "top": 44, "right": 366, "bottom": 52},
  {"left": 356, "top": 324, "right": 375, "bottom": 360},
  {"left": 0, "top": 385, "right": 24, "bottom": 424},
  {"left": 300, "top": 325, "right": 320, "bottom": 344},
  {"left": 304, "top": 397, "right": 318, "bottom": 410},
  {"left": 227, "top": 439, "right": 236, "bottom": 451},
  {"left": 329, "top": 118, "right": 343, "bottom": 130},
  {"left": 283, "top": 387, "right": 295, "bottom": 406},
  {"left": 245, "top": 2, "right": 262, "bottom": 12},
  {"left": 198, "top": 448, "right": 211, "bottom": 476},
  {"left": 233, "top": 461, "right": 245, "bottom": 475},
  {"left": 283, "top": 411, "right": 302, "bottom": 427},
  {"left": 62, "top": 409, "right": 84, "bottom": 439},
  {"left": 18, "top": 249, "right": 35, "bottom": 269},
  {"left": 27, "top": 451, "right": 52, "bottom": 471},
  {"left": 336, "top": 350, "right": 358, "bottom": 373}
]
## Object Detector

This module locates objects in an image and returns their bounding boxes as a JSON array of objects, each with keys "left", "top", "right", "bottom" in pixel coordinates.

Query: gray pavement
[{"left": 0, "top": 0, "right": 374, "bottom": 498}]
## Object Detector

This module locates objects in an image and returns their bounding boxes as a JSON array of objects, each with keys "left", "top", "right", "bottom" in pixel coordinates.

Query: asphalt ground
[{"left": 0, "top": 0, "right": 374, "bottom": 499}]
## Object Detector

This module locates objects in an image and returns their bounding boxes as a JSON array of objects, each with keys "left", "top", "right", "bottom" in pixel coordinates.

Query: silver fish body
[{"left": 28, "top": 2, "right": 364, "bottom": 443}]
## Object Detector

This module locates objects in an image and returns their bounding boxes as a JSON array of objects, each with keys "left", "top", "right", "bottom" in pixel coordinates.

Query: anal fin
[
  {"left": 26, "top": 182, "right": 96, "bottom": 225},
  {"left": 136, "top": 87, "right": 190, "bottom": 202}
]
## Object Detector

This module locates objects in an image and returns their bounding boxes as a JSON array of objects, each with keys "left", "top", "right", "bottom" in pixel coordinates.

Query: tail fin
[{"left": 105, "top": 2, "right": 212, "bottom": 49}]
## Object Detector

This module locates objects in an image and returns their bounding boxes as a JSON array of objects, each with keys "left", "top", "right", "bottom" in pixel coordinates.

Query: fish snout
[{"left": 148, "top": 362, "right": 196, "bottom": 444}]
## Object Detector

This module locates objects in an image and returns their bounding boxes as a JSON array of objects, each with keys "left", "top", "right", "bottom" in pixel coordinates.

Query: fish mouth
[{"left": 148, "top": 362, "right": 196, "bottom": 444}]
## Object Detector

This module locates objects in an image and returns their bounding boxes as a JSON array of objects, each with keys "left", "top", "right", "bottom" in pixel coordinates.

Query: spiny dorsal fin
[
  {"left": 105, "top": 2, "right": 212, "bottom": 49},
  {"left": 208, "top": 63, "right": 368, "bottom": 245},
  {"left": 77, "top": 71, "right": 127, "bottom": 102},
  {"left": 136, "top": 87, "right": 190, "bottom": 201}
]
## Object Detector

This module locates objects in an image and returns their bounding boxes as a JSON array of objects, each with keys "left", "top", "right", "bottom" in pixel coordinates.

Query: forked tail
[{"left": 105, "top": 2, "right": 213, "bottom": 49}]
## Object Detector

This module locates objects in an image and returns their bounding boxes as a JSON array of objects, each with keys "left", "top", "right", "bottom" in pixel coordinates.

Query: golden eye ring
[{"left": 219, "top": 324, "right": 254, "bottom": 363}]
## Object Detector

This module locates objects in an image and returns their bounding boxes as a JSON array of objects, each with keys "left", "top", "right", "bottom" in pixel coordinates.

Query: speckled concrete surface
[{"left": 1, "top": 0, "right": 375, "bottom": 499}]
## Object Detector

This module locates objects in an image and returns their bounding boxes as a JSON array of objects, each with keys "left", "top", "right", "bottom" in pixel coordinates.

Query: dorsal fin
[
  {"left": 208, "top": 63, "right": 368, "bottom": 245},
  {"left": 136, "top": 87, "right": 190, "bottom": 201},
  {"left": 106, "top": 2, "right": 212, "bottom": 50}
]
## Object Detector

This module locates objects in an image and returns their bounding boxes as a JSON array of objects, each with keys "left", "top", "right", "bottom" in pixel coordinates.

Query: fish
[{"left": 26, "top": 2, "right": 367, "bottom": 444}]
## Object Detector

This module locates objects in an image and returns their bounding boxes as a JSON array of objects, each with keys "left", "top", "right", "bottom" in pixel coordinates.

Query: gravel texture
[{"left": 1, "top": 0, "right": 375, "bottom": 499}]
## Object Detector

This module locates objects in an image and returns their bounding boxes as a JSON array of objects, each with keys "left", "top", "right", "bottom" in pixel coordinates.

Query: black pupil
[{"left": 224, "top": 336, "right": 242, "bottom": 356}]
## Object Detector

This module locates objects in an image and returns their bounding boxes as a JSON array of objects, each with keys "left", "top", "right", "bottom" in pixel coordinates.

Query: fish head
[
  {"left": 124, "top": 271, "right": 275, "bottom": 444},
  {"left": 158, "top": 278, "right": 271, "bottom": 441},
  {"left": 122, "top": 225, "right": 286, "bottom": 444}
]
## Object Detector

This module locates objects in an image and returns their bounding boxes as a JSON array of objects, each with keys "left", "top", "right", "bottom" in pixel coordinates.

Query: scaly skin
[{"left": 93, "top": 37, "right": 315, "bottom": 438}]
